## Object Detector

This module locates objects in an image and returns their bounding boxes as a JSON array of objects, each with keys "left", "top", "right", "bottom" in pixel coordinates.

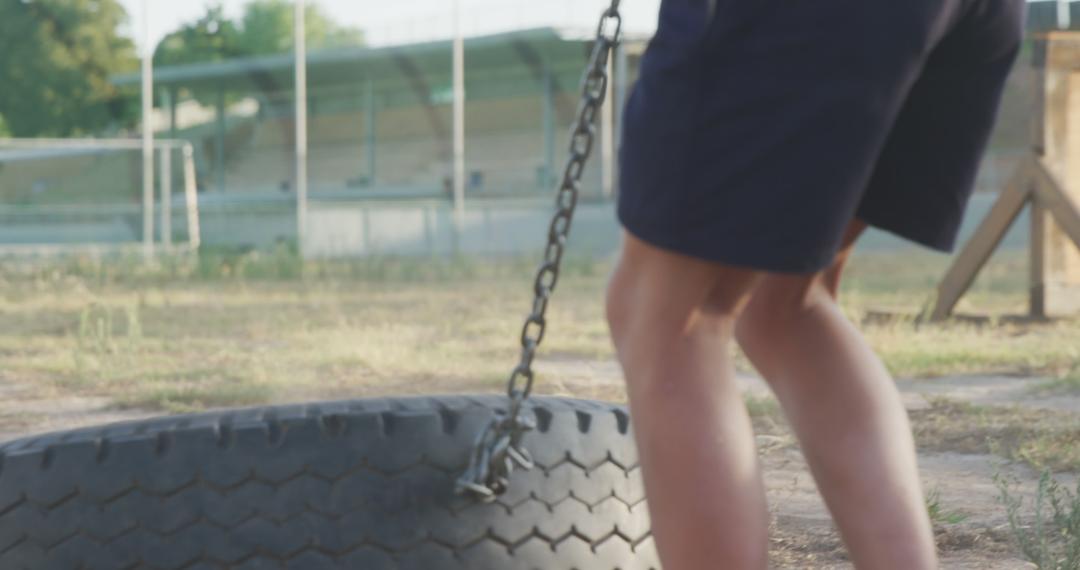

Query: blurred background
[
  {"left": 3, "top": 7, "right": 1080, "bottom": 568},
  {"left": 0, "top": 0, "right": 658, "bottom": 256},
  {"left": 0, "top": 0, "right": 1077, "bottom": 411},
  {"left": 0, "top": 0, "right": 1066, "bottom": 258}
]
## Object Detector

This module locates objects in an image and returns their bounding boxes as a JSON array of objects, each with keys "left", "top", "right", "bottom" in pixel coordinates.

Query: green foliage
[
  {"left": 153, "top": 5, "right": 244, "bottom": 67},
  {"left": 0, "top": 0, "right": 362, "bottom": 135},
  {"left": 152, "top": 0, "right": 364, "bottom": 105},
  {"left": 154, "top": 0, "right": 365, "bottom": 69},
  {"left": 925, "top": 487, "right": 969, "bottom": 525},
  {"left": 239, "top": 0, "right": 365, "bottom": 55},
  {"left": 193, "top": 241, "right": 303, "bottom": 280},
  {"left": 0, "top": 0, "right": 138, "bottom": 136},
  {"left": 997, "top": 470, "right": 1080, "bottom": 569}
]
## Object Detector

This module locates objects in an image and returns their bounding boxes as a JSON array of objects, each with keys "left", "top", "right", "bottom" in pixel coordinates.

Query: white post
[
  {"left": 160, "top": 89, "right": 173, "bottom": 249},
  {"left": 160, "top": 146, "right": 172, "bottom": 248},
  {"left": 600, "top": 54, "right": 615, "bottom": 198},
  {"left": 182, "top": 144, "right": 202, "bottom": 250},
  {"left": 295, "top": 0, "right": 309, "bottom": 253},
  {"left": 1060, "top": 0, "right": 1072, "bottom": 29},
  {"left": 141, "top": 0, "right": 155, "bottom": 259},
  {"left": 452, "top": 0, "right": 466, "bottom": 229},
  {"left": 614, "top": 43, "right": 629, "bottom": 195}
]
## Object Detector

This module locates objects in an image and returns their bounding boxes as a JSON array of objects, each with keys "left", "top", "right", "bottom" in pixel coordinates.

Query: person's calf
[
  {"left": 606, "top": 233, "right": 769, "bottom": 569},
  {"left": 733, "top": 271, "right": 937, "bottom": 569}
]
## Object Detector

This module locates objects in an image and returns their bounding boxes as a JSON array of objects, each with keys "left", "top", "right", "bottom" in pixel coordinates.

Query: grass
[
  {"left": 911, "top": 398, "right": 1080, "bottom": 473},
  {"left": 927, "top": 487, "right": 970, "bottom": 525},
  {"left": 1032, "top": 368, "right": 1080, "bottom": 397},
  {"left": 0, "top": 245, "right": 1077, "bottom": 422},
  {"left": 3, "top": 244, "right": 1080, "bottom": 566}
]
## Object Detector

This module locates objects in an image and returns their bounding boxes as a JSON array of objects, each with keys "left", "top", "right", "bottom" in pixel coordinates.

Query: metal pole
[
  {"left": 168, "top": 87, "right": 178, "bottom": 140},
  {"left": 600, "top": 53, "right": 614, "bottom": 198},
  {"left": 366, "top": 78, "right": 377, "bottom": 184},
  {"left": 614, "top": 43, "right": 628, "bottom": 196},
  {"left": 216, "top": 86, "right": 226, "bottom": 192},
  {"left": 160, "top": 146, "right": 172, "bottom": 248},
  {"left": 452, "top": 0, "right": 466, "bottom": 229},
  {"left": 182, "top": 144, "right": 202, "bottom": 250},
  {"left": 141, "top": 0, "right": 155, "bottom": 259},
  {"left": 160, "top": 89, "right": 173, "bottom": 249},
  {"left": 542, "top": 68, "right": 555, "bottom": 191},
  {"left": 295, "top": 0, "right": 309, "bottom": 251},
  {"left": 1059, "top": 0, "right": 1072, "bottom": 30}
]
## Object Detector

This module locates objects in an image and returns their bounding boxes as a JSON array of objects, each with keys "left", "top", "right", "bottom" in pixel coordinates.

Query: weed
[
  {"left": 77, "top": 304, "right": 115, "bottom": 354},
  {"left": 926, "top": 487, "right": 969, "bottom": 525},
  {"left": 1032, "top": 366, "right": 1080, "bottom": 397},
  {"left": 996, "top": 470, "right": 1080, "bottom": 569}
]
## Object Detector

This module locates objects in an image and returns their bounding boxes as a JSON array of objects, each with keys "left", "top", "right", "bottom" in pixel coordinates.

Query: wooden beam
[
  {"left": 929, "top": 159, "right": 1034, "bottom": 321},
  {"left": 1043, "top": 31, "right": 1080, "bottom": 72},
  {"left": 1030, "top": 201, "right": 1047, "bottom": 317},
  {"left": 1033, "top": 158, "right": 1080, "bottom": 250}
]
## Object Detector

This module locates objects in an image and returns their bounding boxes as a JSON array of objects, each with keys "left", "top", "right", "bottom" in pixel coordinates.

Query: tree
[
  {"left": 0, "top": 0, "right": 138, "bottom": 137},
  {"left": 238, "top": 0, "right": 365, "bottom": 55},
  {"left": 154, "top": 0, "right": 365, "bottom": 68},
  {"left": 154, "top": 5, "right": 244, "bottom": 67}
]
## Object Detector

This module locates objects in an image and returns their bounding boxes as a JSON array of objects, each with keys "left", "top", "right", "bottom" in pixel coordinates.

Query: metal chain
[{"left": 457, "top": 0, "right": 623, "bottom": 501}]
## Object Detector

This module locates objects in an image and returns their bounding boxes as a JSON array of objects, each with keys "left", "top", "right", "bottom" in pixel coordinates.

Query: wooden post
[
  {"left": 1031, "top": 200, "right": 1047, "bottom": 317},
  {"left": 930, "top": 161, "right": 1033, "bottom": 321},
  {"left": 1035, "top": 31, "right": 1080, "bottom": 315}
]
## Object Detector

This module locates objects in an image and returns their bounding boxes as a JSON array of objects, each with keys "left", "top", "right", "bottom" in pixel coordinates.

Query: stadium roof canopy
[{"left": 112, "top": 27, "right": 647, "bottom": 98}]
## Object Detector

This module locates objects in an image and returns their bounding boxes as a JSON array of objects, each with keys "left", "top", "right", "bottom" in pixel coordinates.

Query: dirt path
[
  {"left": 1, "top": 362, "right": 1075, "bottom": 568},
  {"left": 541, "top": 360, "right": 1079, "bottom": 568},
  {"left": 0, "top": 381, "right": 156, "bottom": 443}
]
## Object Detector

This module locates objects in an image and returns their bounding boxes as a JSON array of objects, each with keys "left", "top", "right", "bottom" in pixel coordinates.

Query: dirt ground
[
  {"left": 546, "top": 360, "right": 1080, "bottom": 568},
  {"left": 1, "top": 358, "right": 1074, "bottom": 568}
]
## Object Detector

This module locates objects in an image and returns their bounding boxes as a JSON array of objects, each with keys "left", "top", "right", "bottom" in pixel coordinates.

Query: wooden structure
[{"left": 932, "top": 32, "right": 1080, "bottom": 321}]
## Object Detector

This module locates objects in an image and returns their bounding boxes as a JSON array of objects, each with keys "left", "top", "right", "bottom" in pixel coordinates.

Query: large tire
[{"left": 0, "top": 395, "right": 657, "bottom": 569}]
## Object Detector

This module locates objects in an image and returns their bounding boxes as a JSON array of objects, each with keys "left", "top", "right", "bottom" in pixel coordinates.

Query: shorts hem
[
  {"left": 617, "top": 209, "right": 837, "bottom": 275},
  {"left": 856, "top": 210, "right": 956, "bottom": 254}
]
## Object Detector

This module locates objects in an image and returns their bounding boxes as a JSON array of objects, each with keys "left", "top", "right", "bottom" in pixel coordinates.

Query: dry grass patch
[
  {"left": 0, "top": 249, "right": 1077, "bottom": 416},
  {"left": 911, "top": 398, "right": 1080, "bottom": 472}
]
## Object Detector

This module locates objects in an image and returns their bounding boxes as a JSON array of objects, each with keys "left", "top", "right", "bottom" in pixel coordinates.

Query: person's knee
[
  {"left": 606, "top": 237, "right": 755, "bottom": 349},
  {"left": 736, "top": 273, "right": 831, "bottom": 348},
  {"left": 604, "top": 263, "right": 638, "bottom": 346}
]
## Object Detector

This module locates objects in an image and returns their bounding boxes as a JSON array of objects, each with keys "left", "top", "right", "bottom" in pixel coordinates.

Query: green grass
[{"left": 926, "top": 487, "right": 970, "bottom": 525}]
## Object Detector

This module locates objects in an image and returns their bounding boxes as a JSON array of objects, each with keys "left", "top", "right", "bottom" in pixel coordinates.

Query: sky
[{"left": 117, "top": 0, "right": 665, "bottom": 55}]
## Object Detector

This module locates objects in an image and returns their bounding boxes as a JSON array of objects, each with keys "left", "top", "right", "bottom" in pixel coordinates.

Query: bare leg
[
  {"left": 606, "top": 232, "right": 768, "bottom": 570},
  {"left": 822, "top": 219, "right": 868, "bottom": 298},
  {"left": 735, "top": 220, "right": 938, "bottom": 569}
]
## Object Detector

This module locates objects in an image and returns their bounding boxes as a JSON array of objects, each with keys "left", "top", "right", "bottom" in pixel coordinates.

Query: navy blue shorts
[{"left": 617, "top": 0, "right": 1025, "bottom": 273}]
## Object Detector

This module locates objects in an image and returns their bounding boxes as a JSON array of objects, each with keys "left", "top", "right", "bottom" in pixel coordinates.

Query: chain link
[{"left": 456, "top": 0, "right": 623, "bottom": 501}]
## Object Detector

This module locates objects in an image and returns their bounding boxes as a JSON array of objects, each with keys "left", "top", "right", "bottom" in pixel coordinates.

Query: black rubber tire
[{"left": 0, "top": 395, "right": 657, "bottom": 569}]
